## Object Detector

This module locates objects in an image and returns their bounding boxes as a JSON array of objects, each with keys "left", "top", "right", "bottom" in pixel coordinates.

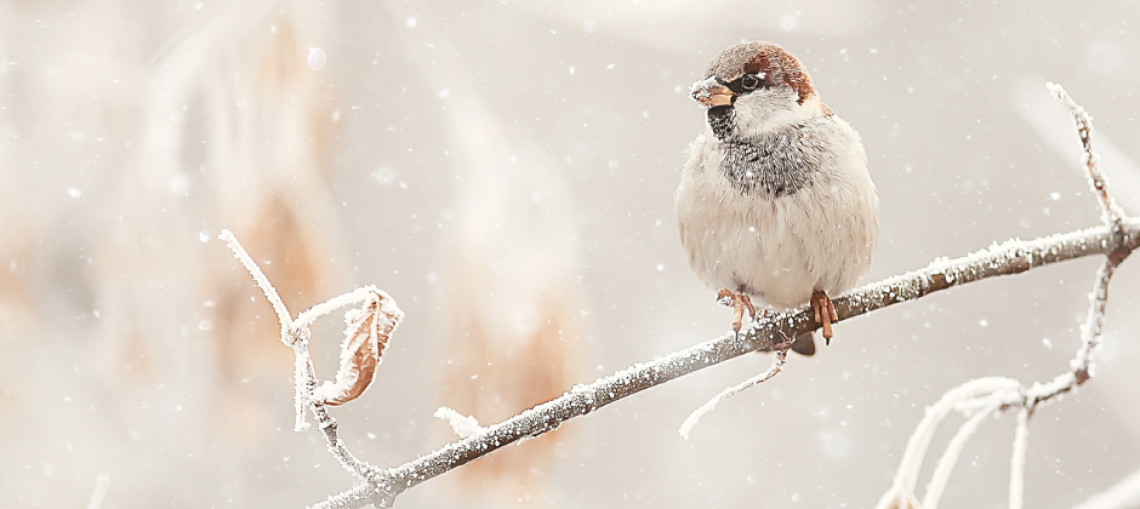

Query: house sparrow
[{"left": 676, "top": 41, "right": 878, "bottom": 355}]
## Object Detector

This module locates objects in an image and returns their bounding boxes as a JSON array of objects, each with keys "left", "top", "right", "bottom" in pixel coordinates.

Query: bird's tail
[{"left": 791, "top": 331, "right": 816, "bottom": 356}]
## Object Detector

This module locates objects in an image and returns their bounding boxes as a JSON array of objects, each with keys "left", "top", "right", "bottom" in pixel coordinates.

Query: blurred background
[{"left": 2, "top": 0, "right": 1139, "bottom": 507}]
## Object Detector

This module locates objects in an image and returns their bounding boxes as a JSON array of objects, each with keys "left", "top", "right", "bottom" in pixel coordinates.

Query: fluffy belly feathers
[{"left": 676, "top": 133, "right": 877, "bottom": 309}]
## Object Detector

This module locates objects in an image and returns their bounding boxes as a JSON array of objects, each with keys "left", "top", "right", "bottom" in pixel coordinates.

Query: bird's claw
[
  {"left": 810, "top": 290, "right": 839, "bottom": 344},
  {"left": 718, "top": 287, "right": 758, "bottom": 333}
]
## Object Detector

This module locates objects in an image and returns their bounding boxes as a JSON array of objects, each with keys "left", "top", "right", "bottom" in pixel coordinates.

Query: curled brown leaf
[{"left": 314, "top": 288, "right": 404, "bottom": 406}]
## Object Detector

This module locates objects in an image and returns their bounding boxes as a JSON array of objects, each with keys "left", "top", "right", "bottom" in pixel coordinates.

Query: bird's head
[{"left": 689, "top": 41, "right": 827, "bottom": 141}]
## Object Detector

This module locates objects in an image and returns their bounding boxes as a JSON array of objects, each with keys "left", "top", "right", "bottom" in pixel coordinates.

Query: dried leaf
[{"left": 314, "top": 289, "right": 403, "bottom": 406}]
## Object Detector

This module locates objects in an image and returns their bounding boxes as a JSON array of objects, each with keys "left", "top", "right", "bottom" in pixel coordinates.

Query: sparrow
[{"left": 675, "top": 41, "right": 879, "bottom": 355}]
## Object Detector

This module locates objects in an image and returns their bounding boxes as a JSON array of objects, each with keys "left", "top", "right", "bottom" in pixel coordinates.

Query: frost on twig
[
  {"left": 219, "top": 229, "right": 308, "bottom": 430},
  {"left": 1072, "top": 258, "right": 1115, "bottom": 385},
  {"left": 86, "top": 474, "right": 111, "bottom": 509},
  {"left": 1009, "top": 408, "right": 1030, "bottom": 509},
  {"left": 923, "top": 398, "right": 1004, "bottom": 509},
  {"left": 678, "top": 349, "right": 787, "bottom": 440},
  {"left": 434, "top": 407, "right": 487, "bottom": 438},
  {"left": 218, "top": 229, "right": 294, "bottom": 344}
]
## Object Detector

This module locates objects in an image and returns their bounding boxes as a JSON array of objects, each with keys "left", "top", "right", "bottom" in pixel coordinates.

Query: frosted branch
[
  {"left": 341, "top": 218, "right": 1135, "bottom": 508},
  {"left": 876, "top": 377, "right": 1020, "bottom": 509},
  {"left": 678, "top": 349, "right": 787, "bottom": 440},
  {"left": 875, "top": 82, "right": 1133, "bottom": 509},
  {"left": 288, "top": 337, "right": 380, "bottom": 482},
  {"left": 230, "top": 215, "right": 1139, "bottom": 508}
]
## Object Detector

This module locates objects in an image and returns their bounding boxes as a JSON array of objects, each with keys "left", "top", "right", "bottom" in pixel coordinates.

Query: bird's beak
[{"left": 689, "top": 76, "right": 735, "bottom": 109}]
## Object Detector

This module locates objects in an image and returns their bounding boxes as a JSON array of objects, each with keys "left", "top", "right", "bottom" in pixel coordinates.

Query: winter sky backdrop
[{"left": 1, "top": 0, "right": 1139, "bottom": 507}]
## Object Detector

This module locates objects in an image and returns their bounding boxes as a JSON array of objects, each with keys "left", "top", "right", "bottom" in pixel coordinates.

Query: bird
[{"left": 675, "top": 41, "right": 879, "bottom": 355}]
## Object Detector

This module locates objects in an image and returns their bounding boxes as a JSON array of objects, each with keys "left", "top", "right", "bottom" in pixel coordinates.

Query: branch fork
[
  {"left": 875, "top": 83, "right": 1134, "bottom": 509},
  {"left": 220, "top": 230, "right": 405, "bottom": 507}
]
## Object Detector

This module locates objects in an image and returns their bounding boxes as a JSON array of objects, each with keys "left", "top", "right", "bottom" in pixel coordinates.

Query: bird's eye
[{"left": 741, "top": 74, "right": 761, "bottom": 91}]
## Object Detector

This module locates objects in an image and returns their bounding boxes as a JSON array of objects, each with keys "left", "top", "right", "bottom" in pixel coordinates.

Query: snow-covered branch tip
[
  {"left": 219, "top": 229, "right": 293, "bottom": 344},
  {"left": 1046, "top": 83, "right": 1127, "bottom": 232},
  {"left": 1071, "top": 468, "right": 1140, "bottom": 509},
  {"left": 875, "top": 82, "right": 1135, "bottom": 509},
  {"left": 434, "top": 407, "right": 487, "bottom": 439}
]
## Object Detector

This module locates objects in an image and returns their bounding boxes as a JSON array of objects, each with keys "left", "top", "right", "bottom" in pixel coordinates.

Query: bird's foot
[
  {"left": 717, "top": 286, "right": 757, "bottom": 333},
  {"left": 810, "top": 290, "right": 839, "bottom": 344}
]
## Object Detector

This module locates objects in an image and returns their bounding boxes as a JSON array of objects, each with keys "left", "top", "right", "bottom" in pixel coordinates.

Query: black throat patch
[
  {"left": 715, "top": 119, "right": 836, "bottom": 198},
  {"left": 707, "top": 106, "right": 736, "bottom": 140}
]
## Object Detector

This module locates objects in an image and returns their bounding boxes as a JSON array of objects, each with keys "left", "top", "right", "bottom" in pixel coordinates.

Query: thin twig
[
  {"left": 85, "top": 474, "right": 111, "bottom": 509},
  {"left": 1046, "top": 83, "right": 1126, "bottom": 230},
  {"left": 218, "top": 229, "right": 294, "bottom": 344},
  {"left": 1071, "top": 258, "right": 1118, "bottom": 385},
  {"left": 922, "top": 399, "right": 1004, "bottom": 509},
  {"left": 678, "top": 348, "right": 787, "bottom": 440},
  {"left": 294, "top": 339, "right": 379, "bottom": 483},
  {"left": 294, "top": 287, "right": 380, "bottom": 331},
  {"left": 1071, "top": 468, "right": 1140, "bottom": 509}
]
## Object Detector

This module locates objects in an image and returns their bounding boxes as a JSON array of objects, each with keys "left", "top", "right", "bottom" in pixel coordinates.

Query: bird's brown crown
[{"left": 705, "top": 41, "right": 816, "bottom": 105}]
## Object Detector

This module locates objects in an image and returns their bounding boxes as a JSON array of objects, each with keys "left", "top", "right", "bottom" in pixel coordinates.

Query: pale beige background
[{"left": 1, "top": 1, "right": 1139, "bottom": 508}]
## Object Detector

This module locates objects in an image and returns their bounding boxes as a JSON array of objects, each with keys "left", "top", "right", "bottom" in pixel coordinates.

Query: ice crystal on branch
[{"left": 433, "top": 407, "right": 487, "bottom": 439}]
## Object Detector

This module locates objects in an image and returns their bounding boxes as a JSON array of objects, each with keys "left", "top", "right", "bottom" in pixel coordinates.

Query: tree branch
[
  {"left": 307, "top": 217, "right": 1139, "bottom": 508},
  {"left": 221, "top": 83, "right": 1140, "bottom": 509}
]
